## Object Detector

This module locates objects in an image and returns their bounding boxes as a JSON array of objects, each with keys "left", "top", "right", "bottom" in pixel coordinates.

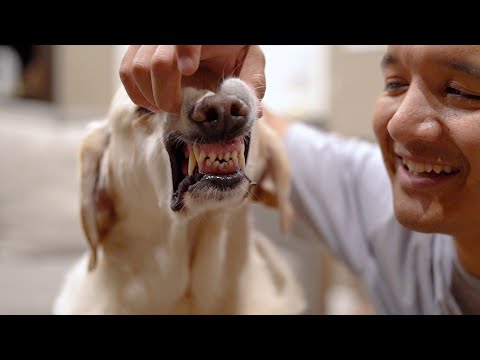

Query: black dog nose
[{"left": 190, "top": 94, "right": 249, "bottom": 138}]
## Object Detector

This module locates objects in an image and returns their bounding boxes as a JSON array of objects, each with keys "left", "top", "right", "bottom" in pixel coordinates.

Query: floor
[{"left": 0, "top": 101, "right": 91, "bottom": 314}]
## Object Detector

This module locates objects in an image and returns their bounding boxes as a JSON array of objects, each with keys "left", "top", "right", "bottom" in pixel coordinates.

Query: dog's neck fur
[{"left": 99, "top": 164, "right": 255, "bottom": 313}]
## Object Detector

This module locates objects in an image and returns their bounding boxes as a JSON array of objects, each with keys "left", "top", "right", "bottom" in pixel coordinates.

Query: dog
[{"left": 53, "top": 77, "right": 306, "bottom": 314}]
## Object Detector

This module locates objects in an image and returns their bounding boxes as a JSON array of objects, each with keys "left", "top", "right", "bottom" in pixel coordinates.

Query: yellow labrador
[{"left": 53, "top": 78, "right": 305, "bottom": 314}]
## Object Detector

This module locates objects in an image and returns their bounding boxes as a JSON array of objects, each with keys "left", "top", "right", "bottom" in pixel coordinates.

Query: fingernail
[{"left": 177, "top": 56, "right": 194, "bottom": 75}]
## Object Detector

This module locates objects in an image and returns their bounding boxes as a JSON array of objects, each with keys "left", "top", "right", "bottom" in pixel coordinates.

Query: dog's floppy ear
[
  {"left": 78, "top": 122, "right": 116, "bottom": 272},
  {"left": 252, "top": 113, "right": 294, "bottom": 233}
]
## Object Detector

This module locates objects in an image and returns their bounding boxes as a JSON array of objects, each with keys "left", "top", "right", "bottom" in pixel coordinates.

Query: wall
[
  {"left": 329, "top": 45, "right": 386, "bottom": 141},
  {"left": 52, "top": 45, "right": 116, "bottom": 119},
  {"left": 262, "top": 45, "right": 330, "bottom": 121}
]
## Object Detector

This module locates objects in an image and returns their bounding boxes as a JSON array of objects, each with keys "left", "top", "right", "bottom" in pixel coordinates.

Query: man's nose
[{"left": 387, "top": 82, "right": 443, "bottom": 144}]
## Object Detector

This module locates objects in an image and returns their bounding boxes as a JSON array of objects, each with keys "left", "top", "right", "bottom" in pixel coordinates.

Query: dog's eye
[{"left": 135, "top": 106, "right": 152, "bottom": 115}]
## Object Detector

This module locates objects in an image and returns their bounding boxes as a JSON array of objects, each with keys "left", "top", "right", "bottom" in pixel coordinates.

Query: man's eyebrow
[
  {"left": 442, "top": 60, "right": 480, "bottom": 80},
  {"left": 380, "top": 53, "right": 397, "bottom": 69}
]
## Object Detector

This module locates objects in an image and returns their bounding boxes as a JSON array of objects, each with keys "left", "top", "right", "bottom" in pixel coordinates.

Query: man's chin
[{"left": 393, "top": 197, "right": 448, "bottom": 234}]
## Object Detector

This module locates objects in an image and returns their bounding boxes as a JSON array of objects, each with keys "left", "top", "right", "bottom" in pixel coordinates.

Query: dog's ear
[
  {"left": 78, "top": 123, "right": 116, "bottom": 272},
  {"left": 251, "top": 114, "right": 294, "bottom": 233}
]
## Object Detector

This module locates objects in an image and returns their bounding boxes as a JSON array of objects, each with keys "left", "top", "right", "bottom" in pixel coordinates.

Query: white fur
[{"left": 53, "top": 79, "right": 306, "bottom": 314}]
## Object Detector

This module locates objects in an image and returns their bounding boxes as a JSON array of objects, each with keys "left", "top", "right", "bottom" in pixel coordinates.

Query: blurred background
[{"left": 0, "top": 45, "right": 386, "bottom": 314}]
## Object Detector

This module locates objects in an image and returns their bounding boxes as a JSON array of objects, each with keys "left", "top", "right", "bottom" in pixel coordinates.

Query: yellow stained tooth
[
  {"left": 213, "top": 160, "right": 220, "bottom": 168},
  {"left": 188, "top": 152, "right": 197, "bottom": 176},
  {"left": 193, "top": 144, "right": 200, "bottom": 160},
  {"left": 433, "top": 165, "right": 442, "bottom": 174},
  {"left": 198, "top": 150, "right": 206, "bottom": 165},
  {"left": 225, "top": 152, "right": 231, "bottom": 161},
  {"left": 209, "top": 152, "right": 216, "bottom": 161},
  {"left": 444, "top": 165, "right": 452, "bottom": 174},
  {"left": 218, "top": 153, "right": 223, "bottom": 160},
  {"left": 239, "top": 152, "right": 246, "bottom": 170},
  {"left": 232, "top": 151, "right": 238, "bottom": 161}
]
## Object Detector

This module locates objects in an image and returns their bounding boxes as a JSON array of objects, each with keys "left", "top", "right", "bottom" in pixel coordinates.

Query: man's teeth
[
  {"left": 188, "top": 144, "right": 246, "bottom": 176},
  {"left": 402, "top": 158, "right": 453, "bottom": 174}
]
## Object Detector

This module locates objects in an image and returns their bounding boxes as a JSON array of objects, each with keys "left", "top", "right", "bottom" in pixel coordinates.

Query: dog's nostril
[
  {"left": 230, "top": 100, "right": 249, "bottom": 118},
  {"left": 231, "top": 103, "right": 241, "bottom": 117},
  {"left": 205, "top": 108, "right": 220, "bottom": 122}
]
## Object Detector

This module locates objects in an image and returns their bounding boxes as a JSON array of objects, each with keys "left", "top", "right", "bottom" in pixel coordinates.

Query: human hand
[{"left": 119, "top": 45, "right": 266, "bottom": 113}]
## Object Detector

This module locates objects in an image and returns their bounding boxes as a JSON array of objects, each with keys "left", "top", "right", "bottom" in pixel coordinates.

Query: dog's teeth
[
  {"left": 218, "top": 153, "right": 223, "bottom": 160},
  {"left": 224, "top": 152, "right": 231, "bottom": 161},
  {"left": 209, "top": 152, "right": 216, "bottom": 161},
  {"left": 198, "top": 150, "right": 206, "bottom": 165},
  {"left": 188, "top": 152, "right": 197, "bottom": 176},
  {"left": 206, "top": 159, "right": 212, "bottom": 166},
  {"left": 239, "top": 151, "right": 246, "bottom": 171},
  {"left": 193, "top": 144, "right": 200, "bottom": 161},
  {"left": 213, "top": 160, "right": 220, "bottom": 168},
  {"left": 232, "top": 151, "right": 238, "bottom": 162}
]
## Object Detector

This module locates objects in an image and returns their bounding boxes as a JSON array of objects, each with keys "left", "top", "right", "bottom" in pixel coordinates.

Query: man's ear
[
  {"left": 78, "top": 123, "right": 117, "bottom": 272},
  {"left": 251, "top": 117, "right": 294, "bottom": 233}
]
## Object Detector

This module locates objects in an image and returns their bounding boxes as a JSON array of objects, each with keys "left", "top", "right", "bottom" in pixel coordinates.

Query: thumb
[{"left": 238, "top": 45, "right": 266, "bottom": 101}]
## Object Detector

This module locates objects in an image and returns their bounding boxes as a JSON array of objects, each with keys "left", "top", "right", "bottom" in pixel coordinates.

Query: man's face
[{"left": 373, "top": 45, "right": 480, "bottom": 237}]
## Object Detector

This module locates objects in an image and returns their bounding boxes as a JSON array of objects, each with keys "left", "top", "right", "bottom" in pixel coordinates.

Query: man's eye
[
  {"left": 384, "top": 82, "right": 406, "bottom": 91},
  {"left": 445, "top": 86, "right": 480, "bottom": 101}
]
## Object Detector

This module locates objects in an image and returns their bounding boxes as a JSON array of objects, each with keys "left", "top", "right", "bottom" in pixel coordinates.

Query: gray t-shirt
[{"left": 285, "top": 123, "right": 480, "bottom": 314}]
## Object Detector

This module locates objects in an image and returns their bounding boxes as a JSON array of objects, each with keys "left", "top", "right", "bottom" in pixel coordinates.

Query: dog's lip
[{"left": 189, "top": 171, "right": 245, "bottom": 192}]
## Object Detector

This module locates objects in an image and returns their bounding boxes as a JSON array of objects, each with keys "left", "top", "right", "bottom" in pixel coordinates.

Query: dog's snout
[{"left": 190, "top": 94, "right": 249, "bottom": 138}]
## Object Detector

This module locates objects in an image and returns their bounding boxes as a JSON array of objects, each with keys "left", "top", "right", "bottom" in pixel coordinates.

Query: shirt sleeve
[
  {"left": 451, "top": 255, "right": 480, "bottom": 314},
  {"left": 284, "top": 122, "right": 480, "bottom": 314},
  {"left": 284, "top": 122, "right": 392, "bottom": 276}
]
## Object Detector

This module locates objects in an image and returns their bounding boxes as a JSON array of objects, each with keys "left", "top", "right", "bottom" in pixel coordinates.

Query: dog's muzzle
[{"left": 166, "top": 93, "right": 254, "bottom": 212}]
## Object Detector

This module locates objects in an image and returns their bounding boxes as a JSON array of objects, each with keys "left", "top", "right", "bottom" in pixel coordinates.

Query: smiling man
[
  {"left": 120, "top": 45, "right": 480, "bottom": 314},
  {"left": 375, "top": 46, "right": 480, "bottom": 277}
]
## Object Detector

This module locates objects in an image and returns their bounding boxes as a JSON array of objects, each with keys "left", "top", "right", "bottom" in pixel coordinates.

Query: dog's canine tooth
[
  {"left": 239, "top": 151, "right": 246, "bottom": 171},
  {"left": 198, "top": 150, "right": 206, "bottom": 165},
  {"left": 193, "top": 144, "right": 200, "bottom": 162},
  {"left": 188, "top": 150, "right": 197, "bottom": 176}
]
